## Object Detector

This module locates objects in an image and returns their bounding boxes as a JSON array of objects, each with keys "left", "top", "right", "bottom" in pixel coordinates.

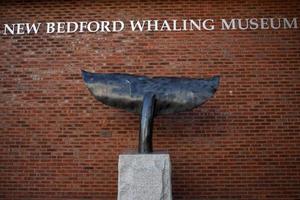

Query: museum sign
[{"left": 1, "top": 17, "right": 298, "bottom": 35}]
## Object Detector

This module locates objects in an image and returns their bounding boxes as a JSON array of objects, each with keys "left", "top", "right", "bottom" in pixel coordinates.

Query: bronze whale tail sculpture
[{"left": 82, "top": 70, "right": 220, "bottom": 153}]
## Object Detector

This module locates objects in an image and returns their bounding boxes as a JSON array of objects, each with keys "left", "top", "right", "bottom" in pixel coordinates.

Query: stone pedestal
[{"left": 117, "top": 152, "right": 172, "bottom": 200}]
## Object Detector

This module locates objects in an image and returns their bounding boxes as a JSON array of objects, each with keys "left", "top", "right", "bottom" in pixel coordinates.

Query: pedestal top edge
[{"left": 119, "top": 150, "right": 170, "bottom": 156}]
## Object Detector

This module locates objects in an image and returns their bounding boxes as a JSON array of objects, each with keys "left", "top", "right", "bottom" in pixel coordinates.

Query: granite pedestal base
[{"left": 117, "top": 152, "right": 172, "bottom": 200}]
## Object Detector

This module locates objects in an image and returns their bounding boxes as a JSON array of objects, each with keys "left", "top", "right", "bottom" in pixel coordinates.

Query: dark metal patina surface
[{"left": 82, "top": 70, "right": 220, "bottom": 153}]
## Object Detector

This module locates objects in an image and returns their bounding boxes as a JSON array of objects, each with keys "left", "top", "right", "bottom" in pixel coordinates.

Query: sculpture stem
[{"left": 139, "top": 93, "right": 156, "bottom": 153}]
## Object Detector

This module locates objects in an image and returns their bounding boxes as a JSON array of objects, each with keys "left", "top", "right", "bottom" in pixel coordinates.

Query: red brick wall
[{"left": 0, "top": 0, "right": 299, "bottom": 199}]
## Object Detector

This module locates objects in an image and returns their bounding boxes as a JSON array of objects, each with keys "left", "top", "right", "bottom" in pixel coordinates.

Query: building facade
[{"left": 0, "top": 1, "right": 299, "bottom": 199}]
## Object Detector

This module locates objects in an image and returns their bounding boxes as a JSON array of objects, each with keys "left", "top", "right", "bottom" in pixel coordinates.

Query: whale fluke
[{"left": 82, "top": 70, "right": 220, "bottom": 153}]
